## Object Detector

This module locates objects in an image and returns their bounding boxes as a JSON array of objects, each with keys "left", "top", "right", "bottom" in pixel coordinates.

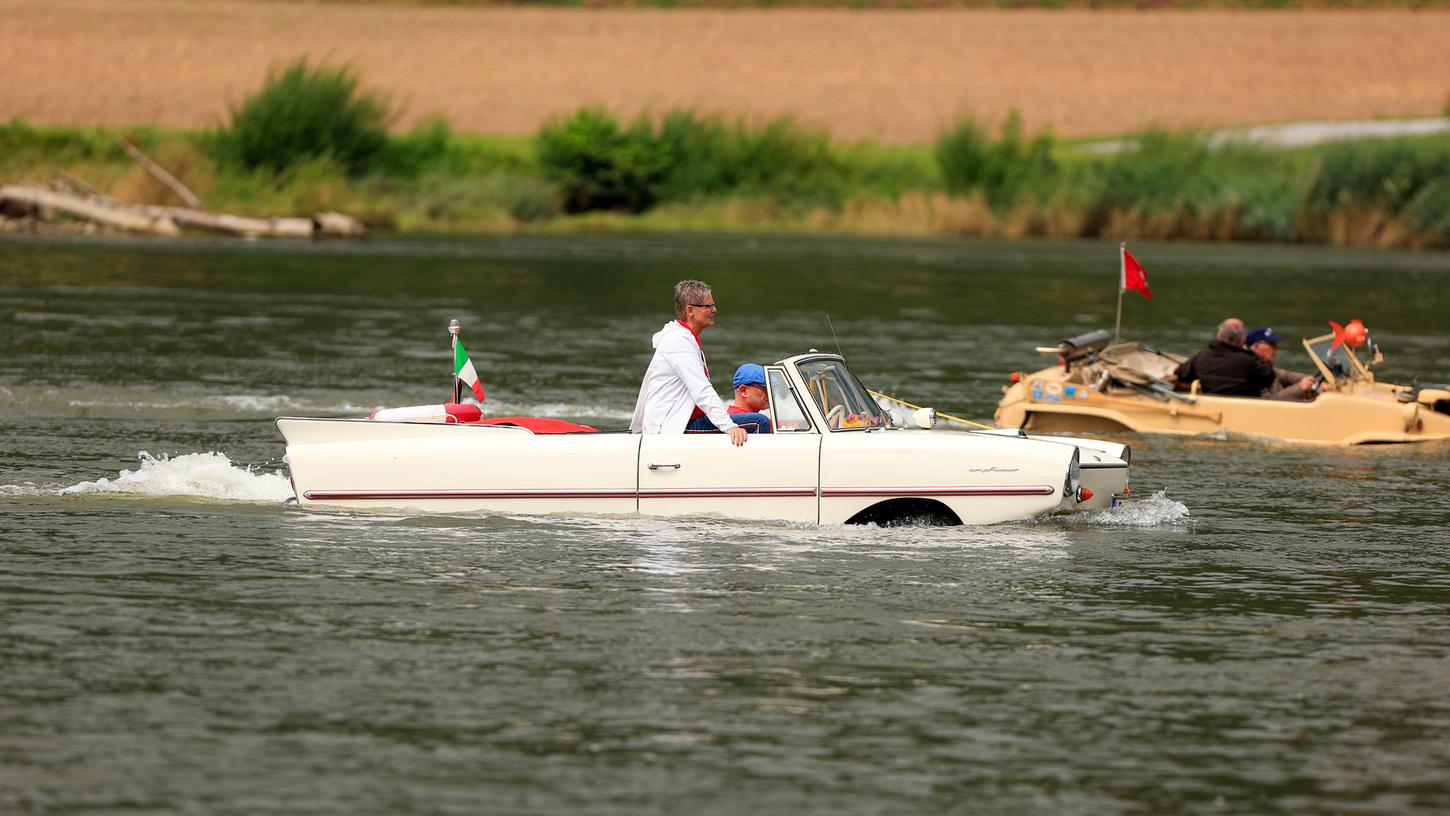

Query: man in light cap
[
  {"left": 717, "top": 363, "right": 773, "bottom": 434},
  {"left": 1247, "top": 326, "right": 1316, "bottom": 401}
]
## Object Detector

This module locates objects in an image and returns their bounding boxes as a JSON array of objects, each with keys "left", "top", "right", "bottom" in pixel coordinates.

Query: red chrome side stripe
[
  {"left": 302, "top": 487, "right": 816, "bottom": 501},
  {"left": 303, "top": 488, "right": 637, "bottom": 501},
  {"left": 821, "top": 485, "right": 1056, "bottom": 498},
  {"left": 303, "top": 485, "right": 1055, "bottom": 501},
  {"left": 639, "top": 487, "right": 817, "bottom": 499}
]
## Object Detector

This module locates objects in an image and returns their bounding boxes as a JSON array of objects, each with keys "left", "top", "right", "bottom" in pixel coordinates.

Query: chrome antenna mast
[{"left": 826, "top": 314, "right": 844, "bottom": 358}]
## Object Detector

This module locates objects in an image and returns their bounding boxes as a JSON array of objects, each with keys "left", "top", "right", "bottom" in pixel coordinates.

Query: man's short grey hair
[
  {"left": 674, "top": 280, "right": 712, "bottom": 319},
  {"left": 1216, "top": 317, "right": 1246, "bottom": 346}
]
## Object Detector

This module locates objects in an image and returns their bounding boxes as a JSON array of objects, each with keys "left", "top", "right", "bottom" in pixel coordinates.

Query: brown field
[{"left": 3, "top": 0, "right": 1449, "bottom": 141}]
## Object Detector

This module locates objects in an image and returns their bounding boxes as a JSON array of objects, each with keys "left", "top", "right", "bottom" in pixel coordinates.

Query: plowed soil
[{"left": 3, "top": 0, "right": 1448, "bottom": 141}]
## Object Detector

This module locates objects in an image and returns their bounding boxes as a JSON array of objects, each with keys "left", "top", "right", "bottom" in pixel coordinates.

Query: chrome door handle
[{"left": 647, "top": 462, "right": 682, "bottom": 470}]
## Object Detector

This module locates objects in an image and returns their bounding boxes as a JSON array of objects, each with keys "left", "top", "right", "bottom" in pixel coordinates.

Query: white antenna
[
  {"left": 448, "top": 319, "right": 462, "bottom": 404},
  {"left": 826, "top": 314, "right": 844, "bottom": 358}
]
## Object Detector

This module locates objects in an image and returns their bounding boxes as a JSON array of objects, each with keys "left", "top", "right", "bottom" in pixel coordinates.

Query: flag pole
[
  {"left": 1114, "top": 242, "right": 1125, "bottom": 343},
  {"left": 448, "top": 319, "right": 463, "bottom": 404}
]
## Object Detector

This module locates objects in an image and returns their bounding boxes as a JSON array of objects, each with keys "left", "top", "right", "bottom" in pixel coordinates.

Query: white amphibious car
[{"left": 278, "top": 353, "right": 1129, "bottom": 525}]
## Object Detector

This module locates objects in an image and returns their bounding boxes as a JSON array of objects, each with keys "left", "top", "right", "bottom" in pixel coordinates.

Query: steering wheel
[{"left": 825, "top": 404, "right": 845, "bottom": 429}]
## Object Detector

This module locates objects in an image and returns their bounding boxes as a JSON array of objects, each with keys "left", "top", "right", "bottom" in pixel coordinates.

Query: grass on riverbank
[{"left": 3, "top": 115, "right": 1448, "bottom": 248}]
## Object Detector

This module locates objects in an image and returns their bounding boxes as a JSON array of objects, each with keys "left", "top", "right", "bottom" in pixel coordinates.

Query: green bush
[
  {"left": 936, "top": 110, "right": 1056, "bottom": 208},
  {"left": 375, "top": 118, "right": 533, "bottom": 179},
  {"left": 655, "top": 111, "right": 849, "bottom": 204},
  {"left": 1088, "top": 129, "right": 1215, "bottom": 215},
  {"left": 652, "top": 111, "right": 734, "bottom": 197},
  {"left": 536, "top": 108, "right": 670, "bottom": 213},
  {"left": 1229, "top": 169, "right": 1305, "bottom": 241},
  {"left": 377, "top": 116, "right": 454, "bottom": 177},
  {"left": 211, "top": 59, "right": 393, "bottom": 176}
]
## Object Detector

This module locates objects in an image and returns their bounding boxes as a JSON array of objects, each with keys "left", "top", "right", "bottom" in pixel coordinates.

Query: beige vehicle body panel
[{"left": 994, "top": 334, "right": 1450, "bottom": 446}]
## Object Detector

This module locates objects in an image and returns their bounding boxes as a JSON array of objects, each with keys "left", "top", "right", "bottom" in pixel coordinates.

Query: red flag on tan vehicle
[{"left": 1121, "top": 246, "right": 1151, "bottom": 301}]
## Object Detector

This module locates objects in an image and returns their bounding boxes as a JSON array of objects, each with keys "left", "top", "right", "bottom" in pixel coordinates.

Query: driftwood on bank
[
  {"left": 0, "top": 136, "right": 363, "bottom": 238},
  {"left": 0, "top": 184, "right": 181, "bottom": 236},
  {"left": 0, "top": 183, "right": 363, "bottom": 239}
]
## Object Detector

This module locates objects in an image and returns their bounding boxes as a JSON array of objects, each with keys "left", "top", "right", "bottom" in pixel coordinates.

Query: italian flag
[{"left": 454, "top": 339, "right": 485, "bottom": 402}]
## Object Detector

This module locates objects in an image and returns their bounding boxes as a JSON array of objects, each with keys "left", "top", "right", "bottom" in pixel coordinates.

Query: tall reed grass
[
  {"left": 936, "top": 110, "right": 1056, "bottom": 210},
  {"left": 1304, "top": 136, "right": 1450, "bottom": 237}
]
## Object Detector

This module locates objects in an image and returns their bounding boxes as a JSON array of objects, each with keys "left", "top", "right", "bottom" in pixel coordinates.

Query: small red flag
[{"left": 1121, "top": 247, "right": 1151, "bottom": 301}]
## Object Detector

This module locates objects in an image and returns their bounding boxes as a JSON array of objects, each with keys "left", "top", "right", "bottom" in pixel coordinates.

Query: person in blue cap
[
  {"left": 723, "top": 363, "right": 774, "bottom": 434},
  {"left": 1247, "top": 327, "right": 1316, "bottom": 400}
]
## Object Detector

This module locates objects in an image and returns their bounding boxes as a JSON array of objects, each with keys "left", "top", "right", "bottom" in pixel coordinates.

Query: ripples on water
[{"left": 3, "top": 235, "right": 1450, "bottom": 814}]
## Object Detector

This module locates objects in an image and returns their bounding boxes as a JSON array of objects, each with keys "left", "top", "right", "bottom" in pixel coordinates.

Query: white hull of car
[{"left": 278, "top": 353, "right": 1129, "bottom": 525}]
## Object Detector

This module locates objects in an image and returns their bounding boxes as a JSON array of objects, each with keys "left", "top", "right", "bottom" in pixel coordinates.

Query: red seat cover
[{"left": 474, "top": 416, "right": 599, "bottom": 434}]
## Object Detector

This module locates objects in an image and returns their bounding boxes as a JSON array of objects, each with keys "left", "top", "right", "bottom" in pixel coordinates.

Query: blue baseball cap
[
  {"left": 1246, "top": 327, "right": 1284, "bottom": 347},
  {"left": 732, "top": 363, "right": 766, "bottom": 389}
]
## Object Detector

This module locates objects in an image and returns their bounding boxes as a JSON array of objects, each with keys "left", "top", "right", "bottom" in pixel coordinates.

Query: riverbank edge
[{"left": 4, "top": 120, "right": 1449, "bottom": 250}]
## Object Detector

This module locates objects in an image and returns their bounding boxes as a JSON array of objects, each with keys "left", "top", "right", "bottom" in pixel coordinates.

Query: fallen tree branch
[{"left": 114, "top": 136, "right": 204, "bottom": 209}]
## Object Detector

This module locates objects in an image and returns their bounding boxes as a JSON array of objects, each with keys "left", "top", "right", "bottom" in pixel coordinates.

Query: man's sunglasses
[{"left": 690, "top": 303, "right": 718, "bottom": 311}]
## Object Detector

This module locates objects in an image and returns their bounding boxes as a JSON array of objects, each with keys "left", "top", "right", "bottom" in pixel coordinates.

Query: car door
[{"left": 637, "top": 432, "right": 821, "bottom": 523}]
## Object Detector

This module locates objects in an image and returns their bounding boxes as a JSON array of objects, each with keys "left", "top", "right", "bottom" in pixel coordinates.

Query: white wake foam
[
  {"left": 1079, "top": 488, "right": 1191, "bottom": 526},
  {"left": 63, "top": 393, "right": 373, "bottom": 417},
  {"left": 57, "top": 452, "right": 294, "bottom": 503}
]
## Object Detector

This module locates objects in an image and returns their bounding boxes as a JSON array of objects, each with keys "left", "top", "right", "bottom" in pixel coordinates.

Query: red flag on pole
[{"left": 1121, "top": 247, "right": 1151, "bottom": 301}]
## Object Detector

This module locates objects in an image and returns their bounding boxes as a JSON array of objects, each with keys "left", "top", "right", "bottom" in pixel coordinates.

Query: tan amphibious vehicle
[{"left": 994, "top": 328, "right": 1450, "bottom": 446}]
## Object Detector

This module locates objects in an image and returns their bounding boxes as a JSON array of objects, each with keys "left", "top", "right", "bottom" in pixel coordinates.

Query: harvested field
[{"left": 2, "top": 0, "right": 1449, "bottom": 141}]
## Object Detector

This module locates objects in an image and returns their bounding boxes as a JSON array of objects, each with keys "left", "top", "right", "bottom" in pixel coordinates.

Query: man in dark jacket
[{"left": 1174, "top": 318, "right": 1276, "bottom": 397}]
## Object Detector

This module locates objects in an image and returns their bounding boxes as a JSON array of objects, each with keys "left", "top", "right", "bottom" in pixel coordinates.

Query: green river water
[{"left": 2, "top": 233, "right": 1449, "bottom": 814}]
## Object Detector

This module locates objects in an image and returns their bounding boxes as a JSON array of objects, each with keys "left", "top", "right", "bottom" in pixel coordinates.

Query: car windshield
[
  {"left": 795, "top": 358, "right": 890, "bottom": 431},
  {"left": 1305, "top": 334, "right": 1368, "bottom": 383}
]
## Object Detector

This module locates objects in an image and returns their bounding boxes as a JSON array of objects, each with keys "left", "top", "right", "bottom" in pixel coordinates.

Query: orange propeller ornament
[{"left": 1329, "top": 318, "right": 1368, "bottom": 350}]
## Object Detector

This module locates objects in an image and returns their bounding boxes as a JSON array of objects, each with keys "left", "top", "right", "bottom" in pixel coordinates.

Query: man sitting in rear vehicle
[{"left": 1174, "top": 317, "right": 1276, "bottom": 397}]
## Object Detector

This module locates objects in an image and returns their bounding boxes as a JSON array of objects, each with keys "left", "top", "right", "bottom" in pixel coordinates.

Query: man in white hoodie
[{"left": 629, "top": 280, "right": 749, "bottom": 446}]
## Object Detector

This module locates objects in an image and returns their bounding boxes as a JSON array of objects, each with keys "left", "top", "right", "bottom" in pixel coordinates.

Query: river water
[{"left": 3, "top": 234, "right": 1449, "bottom": 814}]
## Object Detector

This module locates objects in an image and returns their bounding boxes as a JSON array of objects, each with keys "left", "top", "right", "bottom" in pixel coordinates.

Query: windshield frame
[
  {"left": 1302, "top": 332, "right": 1370, "bottom": 387},
  {"left": 792, "top": 355, "right": 892, "bottom": 432}
]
